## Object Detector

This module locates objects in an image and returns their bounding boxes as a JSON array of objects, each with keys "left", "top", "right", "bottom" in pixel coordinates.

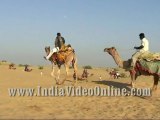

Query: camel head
[
  {"left": 45, "top": 46, "right": 50, "bottom": 56},
  {"left": 104, "top": 47, "right": 131, "bottom": 69},
  {"left": 104, "top": 47, "right": 116, "bottom": 56}
]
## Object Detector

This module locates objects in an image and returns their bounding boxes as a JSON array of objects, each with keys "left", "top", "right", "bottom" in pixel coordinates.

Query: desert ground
[{"left": 0, "top": 62, "right": 160, "bottom": 119}]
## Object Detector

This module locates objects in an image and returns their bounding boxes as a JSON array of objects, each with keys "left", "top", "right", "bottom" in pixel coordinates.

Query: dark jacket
[{"left": 55, "top": 36, "right": 65, "bottom": 49}]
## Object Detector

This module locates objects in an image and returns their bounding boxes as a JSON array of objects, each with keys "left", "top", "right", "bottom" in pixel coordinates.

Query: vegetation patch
[{"left": 83, "top": 65, "right": 92, "bottom": 69}]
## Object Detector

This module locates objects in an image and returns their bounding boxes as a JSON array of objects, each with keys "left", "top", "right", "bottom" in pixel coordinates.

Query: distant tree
[
  {"left": 114, "top": 68, "right": 119, "bottom": 71},
  {"left": 19, "top": 64, "right": 25, "bottom": 67},
  {"left": 1, "top": 60, "right": 7, "bottom": 63},
  {"left": 38, "top": 66, "right": 44, "bottom": 70},
  {"left": 83, "top": 65, "right": 92, "bottom": 69}
]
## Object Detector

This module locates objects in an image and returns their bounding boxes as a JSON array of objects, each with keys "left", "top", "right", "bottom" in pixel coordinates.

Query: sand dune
[{"left": 0, "top": 63, "right": 160, "bottom": 119}]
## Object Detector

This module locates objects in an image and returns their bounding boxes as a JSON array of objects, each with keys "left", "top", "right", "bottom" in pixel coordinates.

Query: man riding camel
[
  {"left": 131, "top": 33, "right": 149, "bottom": 67},
  {"left": 55, "top": 32, "right": 65, "bottom": 50},
  {"left": 44, "top": 33, "right": 73, "bottom": 63},
  {"left": 44, "top": 33, "right": 64, "bottom": 60}
]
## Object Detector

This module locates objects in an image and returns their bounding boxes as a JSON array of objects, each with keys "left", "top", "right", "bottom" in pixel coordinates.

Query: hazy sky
[{"left": 0, "top": 0, "right": 160, "bottom": 67}]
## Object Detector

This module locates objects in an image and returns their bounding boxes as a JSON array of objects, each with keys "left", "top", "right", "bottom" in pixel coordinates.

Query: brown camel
[
  {"left": 9, "top": 63, "right": 16, "bottom": 70},
  {"left": 45, "top": 46, "right": 78, "bottom": 85},
  {"left": 104, "top": 47, "right": 160, "bottom": 90}
]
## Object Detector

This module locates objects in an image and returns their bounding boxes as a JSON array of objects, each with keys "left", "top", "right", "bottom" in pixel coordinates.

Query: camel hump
[{"left": 59, "top": 44, "right": 74, "bottom": 52}]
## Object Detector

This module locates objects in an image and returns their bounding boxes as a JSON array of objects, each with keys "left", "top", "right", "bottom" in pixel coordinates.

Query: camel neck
[{"left": 111, "top": 51, "right": 124, "bottom": 68}]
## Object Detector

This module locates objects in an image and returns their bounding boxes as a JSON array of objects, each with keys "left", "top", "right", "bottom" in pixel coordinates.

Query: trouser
[
  {"left": 46, "top": 51, "right": 54, "bottom": 60},
  {"left": 46, "top": 47, "right": 59, "bottom": 60},
  {"left": 131, "top": 51, "right": 144, "bottom": 66}
]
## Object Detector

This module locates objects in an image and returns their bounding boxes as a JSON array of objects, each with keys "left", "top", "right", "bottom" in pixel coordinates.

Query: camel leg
[
  {"left": 51, "top": 65, "right": 58, "bottom": 84},
  {"left": 73, "top": 59, "right": 78, "bottom": 85},
  {"left": 51, "top": 65, "right": 55, "bottom": 77},
  {"left": 60, "top": 63, "right": 69, "bottom": 85},
  {"left": 152, "top": 75, "right": 159, "bottom": 91},
  {"left": 131, "top": 75, "right": 135, "bottom": 88},
  {"left": 130, "top": 70, "right": 136, "bottom": 88},
  {"left": 65, "top": 65, "right": 69, "bottom": 83},
  {"left": 56, "top": 68, "right": 61, "bottom": 84}
]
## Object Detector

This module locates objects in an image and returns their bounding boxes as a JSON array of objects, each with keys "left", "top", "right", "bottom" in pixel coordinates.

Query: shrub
[
  {"left": 38, "top": 66, "right": 43, "bottom": 70},
  {"left": 83, "top": 65, "right": 92, "bottom": 69},
  {"left": 120, "top": 73, "right": 128, "bottom": 78},
  {"left": 106, "top": 68, "right": 112, "bottom": 72},
  {"left": 1, "top": 60, "right": 7, "bottom": 63},
  {"left": 10, "top": 63, "right": 15, "bottom": 66},
  {"left": 19, "top": 64, "right": 25, "bottom": 67},
  {"left": 114, "top": 68, "right": 119, "bottom": 71}
]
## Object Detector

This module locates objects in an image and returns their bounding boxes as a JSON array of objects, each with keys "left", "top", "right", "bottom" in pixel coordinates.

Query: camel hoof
[
  {"left": 72, "top": 83, "right": 75, "bottom": 86},
  {"left": 152, "top": 87, "right": 157, "bottom": 92},
  {"left": 55, "top": 79, "right": 60, "bottom": 85},
  {"left": 131, "top": 83, "right": 135, "bottom": 88},
  {"left": 51, "top": 73, "right": 54, "bottom": 77},
  {"left": 59, "top": 79, "right": 66, "bottom": 85},
  {"left": 72, "top": 81, "right": 77, "bottom": 86},
  {"left": 56, "top": 82, "right": 61, "bottom": 85}
]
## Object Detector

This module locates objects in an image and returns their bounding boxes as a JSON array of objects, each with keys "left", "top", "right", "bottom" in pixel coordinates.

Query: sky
[{"left": 0, "top": 0, "right": 160, "bottom": 67}]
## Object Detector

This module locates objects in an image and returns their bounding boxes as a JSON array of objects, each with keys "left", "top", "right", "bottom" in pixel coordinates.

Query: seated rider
[
  {"left": 24, "top": 65, "right": 32, "bottom": 72},
  {"left": 45, "top": 33, "right": 66, "bottom": 60},
  {"left": 55, "top": 32, "right": 65, "bottom": 51},
  {"left": 131, "top": 33, "right": 149, "bottom": 67},
  {"left": 76, "top": 69, "right": 89, "bottom": 80}
]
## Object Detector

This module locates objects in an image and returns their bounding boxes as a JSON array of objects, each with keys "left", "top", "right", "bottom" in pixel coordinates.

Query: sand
[{"left": 0, "top": 63, "right": 160, "bottom": 119}]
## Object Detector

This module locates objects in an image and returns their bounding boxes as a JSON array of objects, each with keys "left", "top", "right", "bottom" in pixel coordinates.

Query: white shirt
[{"left": 140, "top": 38, "right": 149, "bottom": 52}]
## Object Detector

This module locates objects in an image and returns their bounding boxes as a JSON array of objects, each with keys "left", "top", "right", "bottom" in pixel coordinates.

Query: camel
[
  {"left": 104, "top": 47, "right": 160, "bottom": 90},
  {"left": 24, "top": 65, "right": 32, "bottom": 72},
  {"left": 45, "top": 46, "right": 78, "bottom": 85},
  {"left": 109, "top": 70, "right": 121, "bottom": 79},
  {"left": 9, "top": 63, "right": 16, "bottom": 70}
]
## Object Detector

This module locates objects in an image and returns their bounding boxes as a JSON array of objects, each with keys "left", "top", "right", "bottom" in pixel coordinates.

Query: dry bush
[
  {"left": 120, "top": 73, "right": 128, "bottom": 78},
  {"left": 83, "top": 65, "right": 92, "bottom": 69},
  {"left": 38, "top": 66, "right": 44, "bottom": 70}
]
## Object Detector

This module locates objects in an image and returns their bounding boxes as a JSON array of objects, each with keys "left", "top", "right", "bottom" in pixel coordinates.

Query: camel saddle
[
  {"left": 133, "top": 52, "right": 160, "bottom": 76},
  {"left": 138, "top": 52, "right": 160, "bottom": 62},
  {"left": 136, "top": 59, "right": 160, "bottom": 76},
  {"left": 51, "top": 47, "right": 74, "bottom": 65}
]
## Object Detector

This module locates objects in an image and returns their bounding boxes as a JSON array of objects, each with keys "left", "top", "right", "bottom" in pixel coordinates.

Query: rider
[
  {"left": 45, "top": 33, "right": 66, "bottom": 60},
  {"left": 55, "top": 33, "right": 65, "bottom": 50},
  {"left": 131, "top": 33, "right": 149, "bottom": 67}
]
